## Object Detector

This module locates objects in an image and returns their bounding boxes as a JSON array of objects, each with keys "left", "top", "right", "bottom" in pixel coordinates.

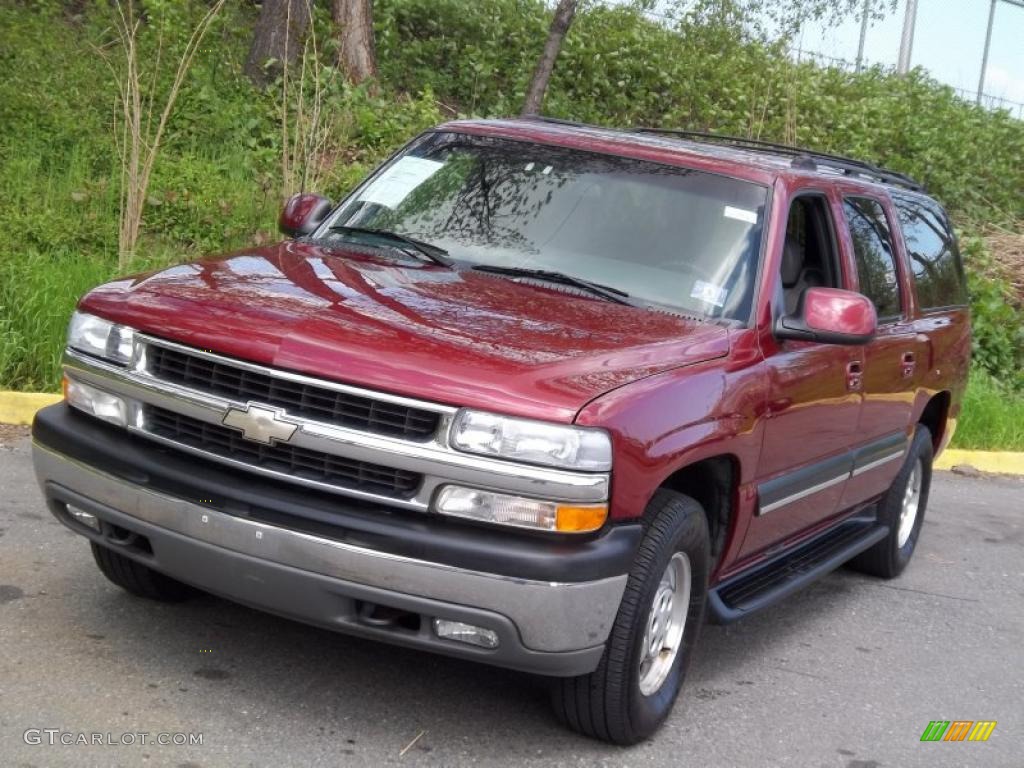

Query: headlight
[
  {"left": 449, "top": 410, "right": 612, "bottom": 471},
  {"left": 67, "top": 311, "right": 134, "bottom": 364}
]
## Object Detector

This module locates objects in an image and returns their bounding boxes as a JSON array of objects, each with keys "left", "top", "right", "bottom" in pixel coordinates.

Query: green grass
[
  {"left": 0, "top": 254, "right": 118, "bottom": 393},
  {"left": 951, "top": 373, "right": 1024, "bottom": 451}
]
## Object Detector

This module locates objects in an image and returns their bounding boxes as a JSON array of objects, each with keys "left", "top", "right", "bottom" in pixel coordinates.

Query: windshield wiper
[
  {"left": 327, "top": 225, "right": 453, "bottom": 267},
  {"left": 472, "top": 265, "right": 636, "bottom": 307}
]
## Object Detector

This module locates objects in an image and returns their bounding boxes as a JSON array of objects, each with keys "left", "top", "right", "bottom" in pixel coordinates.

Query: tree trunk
[
  {"left": 244, "top": 0, "right": 313, "bottom": 87},
  {"left": 521, "top": 0, "right": 578, "bottom": 116},
  {"left": 333, "top": 0, "right": 377, "bottom": 84}
]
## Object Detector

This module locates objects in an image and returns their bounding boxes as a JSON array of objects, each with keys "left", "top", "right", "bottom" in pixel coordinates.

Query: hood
[{"left": 79, "top": 242, "right": 730, "bottom": 422}]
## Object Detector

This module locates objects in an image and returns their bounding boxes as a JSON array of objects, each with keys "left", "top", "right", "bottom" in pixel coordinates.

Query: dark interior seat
[{"left": 781, "top": 236, "right": 824, "bottom": 315}]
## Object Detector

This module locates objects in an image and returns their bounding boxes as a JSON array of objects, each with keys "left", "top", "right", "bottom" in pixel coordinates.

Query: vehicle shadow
[{"left": 80, "top": 560, "right": 875, "bottom": 755}]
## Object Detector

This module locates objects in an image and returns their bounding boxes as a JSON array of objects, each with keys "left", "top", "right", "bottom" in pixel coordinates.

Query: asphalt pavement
[{"left": 1, "top": 430, "right": 1021, "bottom": 767}]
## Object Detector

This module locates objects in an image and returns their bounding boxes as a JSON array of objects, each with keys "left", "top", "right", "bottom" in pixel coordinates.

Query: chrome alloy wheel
[
  {"left": 638, "top": 552, "right": 691, "bottom": 696},
  {"left": 897, "top": 458, "right": 923, "bottom": 548}
]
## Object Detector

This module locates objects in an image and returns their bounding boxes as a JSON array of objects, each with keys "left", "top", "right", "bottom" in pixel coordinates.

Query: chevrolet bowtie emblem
[{"left": 221, "top": 404, "right": 299, "bottom": 445}]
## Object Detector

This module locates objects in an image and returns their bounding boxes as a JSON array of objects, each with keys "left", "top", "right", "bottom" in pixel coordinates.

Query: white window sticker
[
  {"left": 690, "top": 280, "right": 728, "bottom": 307},
  {"left": 724, "top": 205, "right": 758, "bottom": 224},
  {"left": 358, "top": 156, "right": 444, "bottom": 209}
]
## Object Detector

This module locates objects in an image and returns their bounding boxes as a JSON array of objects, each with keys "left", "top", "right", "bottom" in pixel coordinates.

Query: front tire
[
  {"left": 551, "top": 489, "right": 709, "bottom": 745},
  {"left": 848, "top": 424, "right": 933, "bottom": 579},
  {"left": 91, "top": 543, "right": 196, "bottom": 602}
]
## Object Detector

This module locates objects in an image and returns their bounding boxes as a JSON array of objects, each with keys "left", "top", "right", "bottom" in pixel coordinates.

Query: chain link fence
[{"left": 790, "top": 46, "right": 1024, "bottom": 119}]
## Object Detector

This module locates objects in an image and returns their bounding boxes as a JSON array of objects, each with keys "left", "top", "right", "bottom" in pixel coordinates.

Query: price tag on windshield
[{"left": 358, "top": 156, "right": 444, "bottom": 209}]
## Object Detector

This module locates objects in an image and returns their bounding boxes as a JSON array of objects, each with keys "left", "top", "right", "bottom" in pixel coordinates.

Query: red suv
[{"left": 33, "top": 118, "right": 970, "bottom": 744}]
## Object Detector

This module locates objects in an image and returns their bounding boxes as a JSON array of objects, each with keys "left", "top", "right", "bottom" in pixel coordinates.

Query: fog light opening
[
  {"left": 356, "top": 601, "right": 421, "bottom": 633},
  {"left": 100, "top": 523, "right": 152, "bottom": 554},
  {"left": 432, "top": 619, "right": 499, "bottom": 649}
]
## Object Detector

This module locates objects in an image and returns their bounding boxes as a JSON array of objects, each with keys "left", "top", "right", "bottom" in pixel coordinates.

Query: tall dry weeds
[
  {"left": 280, "top": 0, "right": 341, "bottom": 199},
  {"left": 98, "top": 0, "right": 227, "bottom": 269},
  {"left": 981, "top": 224, "right": 1024, "bottom": 306}
]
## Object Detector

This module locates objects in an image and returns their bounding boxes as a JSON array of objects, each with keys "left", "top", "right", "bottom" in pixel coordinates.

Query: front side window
[
  {"left": 319, "top": 132, "right": 769, "bottom": 321},
  {"left": 893, "top": 197, "right": 967, "bottom": 310},
  {"left": 779, "top": 195, "right": 841, "bottom": 316},
  {"left": 844, "top": 197, "right": 901, "bottom": 320}
]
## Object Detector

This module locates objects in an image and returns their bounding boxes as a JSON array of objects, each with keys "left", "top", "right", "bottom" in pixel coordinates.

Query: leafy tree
[{"left": 668, "top": 0, "right": 896, "bottom": 38}]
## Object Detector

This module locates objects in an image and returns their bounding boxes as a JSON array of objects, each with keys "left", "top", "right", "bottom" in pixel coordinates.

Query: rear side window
[
  {"left": 843, "top": 197, "right": 901, "bottom": 319},
  {"left": 893, "top": 197, "right": 967, "bottom": 309}
]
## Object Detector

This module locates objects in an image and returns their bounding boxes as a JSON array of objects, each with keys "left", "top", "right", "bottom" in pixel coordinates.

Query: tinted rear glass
[
  {"left": 893, "top": 197, "right": 967, "bottom": 310},
  {"left": 844, "top": 197, "right": 902, "bottom": 319}
]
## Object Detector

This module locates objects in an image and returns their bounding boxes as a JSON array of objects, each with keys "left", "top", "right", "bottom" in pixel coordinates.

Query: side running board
[{"left": 708, "top": 513, "right": 889, "bottom": 624}]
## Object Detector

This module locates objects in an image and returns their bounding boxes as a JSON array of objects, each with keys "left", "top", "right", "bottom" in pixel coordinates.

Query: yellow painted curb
[
  {"left": 935, "top": 449, "right": 1024, "bottom": 476},
  {"left": 0, "top": 392, "right": 62, "bottom": 425},
  {"left": 2, "top": 389, "right": 1023, "bottom": 475}
]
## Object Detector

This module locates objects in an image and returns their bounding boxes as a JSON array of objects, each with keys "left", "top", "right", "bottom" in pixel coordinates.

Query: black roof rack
[
  {"left": 520, "top": 114, "right": 592, "bottom": 128},
  {"left": 516, "top": 117, "right": 924, "bottom": 192},
  {"left": 632, "top": 128, "right": 925, "bottom": 192}
]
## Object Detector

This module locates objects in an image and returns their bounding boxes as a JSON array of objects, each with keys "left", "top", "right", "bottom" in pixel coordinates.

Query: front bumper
[{"left": 32, "top": 411, "right": 635, "bottom": 676}]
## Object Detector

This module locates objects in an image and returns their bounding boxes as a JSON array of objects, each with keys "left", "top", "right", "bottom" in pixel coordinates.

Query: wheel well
[
  {"left": 659, "top": 455, "right": 737, "bottom": 566},
  {"left": 918, "top": 391, "right": 950, "bottom": 451}
]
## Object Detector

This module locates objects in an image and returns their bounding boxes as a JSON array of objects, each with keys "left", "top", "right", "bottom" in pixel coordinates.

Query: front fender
[{"left": 575, "top": 361, "right": 766, "bottom": 523}]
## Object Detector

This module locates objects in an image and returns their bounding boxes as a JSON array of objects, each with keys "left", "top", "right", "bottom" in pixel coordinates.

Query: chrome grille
[
  {"left": 147, "top": 345, "right": 440, "bottom": 440},
  {"left": 61, "top": 340, "right": 610, "bottom": 513},
  {"left": 145, "top": 405, "right": 422, "bottom": 499}
]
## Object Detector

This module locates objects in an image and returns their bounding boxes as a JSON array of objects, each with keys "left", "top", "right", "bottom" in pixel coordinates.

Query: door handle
[
  {"left": 846, "top": 361, "right": 863, "bottom": 391},
  {"left": 901, "top": 351, "right": 916, "bottom": 378}
]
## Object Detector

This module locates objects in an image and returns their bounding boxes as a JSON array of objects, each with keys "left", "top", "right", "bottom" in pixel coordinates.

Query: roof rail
[
  {"left": 516, "top": 118, "right": 925, "bottom": 192},
  {"left": 520, "top": 114, "right": 593, "bottom": 129},
  {"left": 632, "top": 128, "right": 925, "bottom": 192}
]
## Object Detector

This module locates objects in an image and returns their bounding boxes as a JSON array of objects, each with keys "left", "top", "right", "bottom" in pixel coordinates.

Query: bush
[{"left": 961, "top": 235, "right": 1024, "bottom": 391}]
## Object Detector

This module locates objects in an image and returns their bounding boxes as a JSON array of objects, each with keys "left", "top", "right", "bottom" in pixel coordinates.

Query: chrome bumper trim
[
  {"left": 63, "top": 345, "right": 610, "bottom": 511},
  {"left": 33, "top": 442, "right": 626, "bottom": 653}
]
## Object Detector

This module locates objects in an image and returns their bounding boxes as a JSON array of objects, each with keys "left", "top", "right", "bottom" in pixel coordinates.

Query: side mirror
[
  {"left": 775, "top": 287, "right": 877, "bottom": 345},
  {"left": 279, "top": 193, "right": 332, "bottom": 238}
]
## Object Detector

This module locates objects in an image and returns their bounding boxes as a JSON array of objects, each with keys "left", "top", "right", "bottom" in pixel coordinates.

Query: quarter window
[
  {"left": 844, "top": 197, "right": 901, "bottom": 319},
  {"left": 893, "top": 197, "right": 967, "bottom": 309}
]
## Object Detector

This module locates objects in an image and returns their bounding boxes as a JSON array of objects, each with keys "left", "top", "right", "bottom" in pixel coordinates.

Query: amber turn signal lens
[
  {"left": 61, "top": 374, "right": 70, "bottom": 401},
  {"left": 555, "top": 504, "right": 608, "bottom": 533},
  {"left": 435, "top": 486, "right": 608, "bottom": 533}
]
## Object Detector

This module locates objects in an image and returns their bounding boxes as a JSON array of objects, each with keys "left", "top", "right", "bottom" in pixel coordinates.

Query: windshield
[{"left": 319, "top": 132, "right": 768, "bottom": 321}]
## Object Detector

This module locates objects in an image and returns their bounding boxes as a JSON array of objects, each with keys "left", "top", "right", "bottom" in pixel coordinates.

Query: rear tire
[
  {"left": 848, "top": 425, "right": 933, "bottom": 579},
  {"left": 551, "top": 489, "right": 709, "bottom": 745},
  {"left": 91, "top": 542, "right": 196, "bottom": 602}
]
